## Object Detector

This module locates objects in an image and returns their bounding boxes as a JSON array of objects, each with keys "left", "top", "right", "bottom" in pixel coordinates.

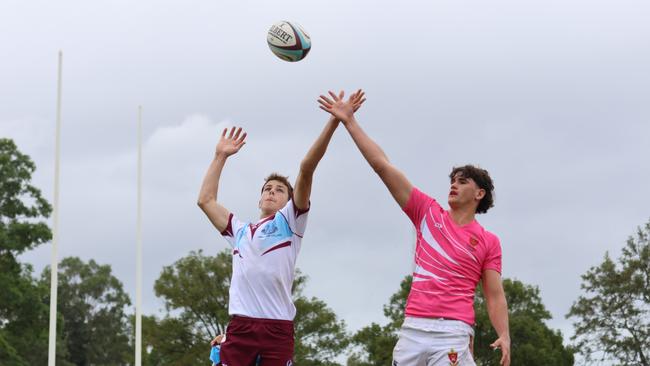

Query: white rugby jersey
[{"left": 220, "top": 199, "right": 308, "bottom": 320}]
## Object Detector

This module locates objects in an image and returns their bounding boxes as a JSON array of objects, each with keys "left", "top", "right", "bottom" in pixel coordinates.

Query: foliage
[{"left": 567, "top": 220, "right": 650, "bottom": 366}]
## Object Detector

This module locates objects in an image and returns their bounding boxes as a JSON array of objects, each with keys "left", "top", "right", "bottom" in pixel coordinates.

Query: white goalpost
[
  {"left": 46, "top": 51, "right": 145, "bottom": 366},
  {"left": 47, "top": 50, "right": 63, "bottom": 366},
  {"left": 135, "top": 106, "right": 143, "bottom": 366}
]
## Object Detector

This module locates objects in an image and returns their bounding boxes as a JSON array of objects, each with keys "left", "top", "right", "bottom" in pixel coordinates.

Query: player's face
[
  {"left": 448, "top": 173, "right": 484, "bottom": 210},
  {"left": 259, "top": 180, "right": 290, "bottom": 215}
]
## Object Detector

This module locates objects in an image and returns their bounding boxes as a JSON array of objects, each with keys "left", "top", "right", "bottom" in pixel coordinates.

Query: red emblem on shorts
[{"left": 448, "top": 349, "right": 459, "bottom": 366}]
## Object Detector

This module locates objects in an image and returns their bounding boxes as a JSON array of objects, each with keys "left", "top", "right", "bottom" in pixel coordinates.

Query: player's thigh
[
  {"left": 393, "top": 328, "right": 430, "bottom": 366},
  {"left": 220, "top": 319, "right": 259, "bottom": 366},
  {"left": 258, "top": 321, "right": 294, "bottom": 366}
]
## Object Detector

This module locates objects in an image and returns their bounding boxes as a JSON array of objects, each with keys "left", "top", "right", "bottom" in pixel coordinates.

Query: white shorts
[{"left": 392, "top": 317, "right": 476, "bottom": 366}]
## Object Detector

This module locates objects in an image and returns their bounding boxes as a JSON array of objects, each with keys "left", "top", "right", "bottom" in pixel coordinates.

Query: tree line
[{"left": 1, "top": 138, "right": 648, "bottom": 365}]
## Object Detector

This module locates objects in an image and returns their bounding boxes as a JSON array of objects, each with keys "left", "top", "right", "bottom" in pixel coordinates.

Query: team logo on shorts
[
  {"left": 286, "top": 360, "right": 293, "bottom": 366},
  {"left": 448, "top": 349, "right": 459, "bottom": 366}
]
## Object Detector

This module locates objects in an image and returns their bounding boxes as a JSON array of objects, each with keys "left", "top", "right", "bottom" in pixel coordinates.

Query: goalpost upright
[{"left": 47, "top": 50, "right": 63, "bottom": 366}]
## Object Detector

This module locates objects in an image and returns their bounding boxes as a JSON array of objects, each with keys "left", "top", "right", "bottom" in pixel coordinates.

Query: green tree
[
  {"left": 567, "top": 220, "right": 650, "bottom": 366},
  {"left": 474, "top": 279, "right": 574, "bottom": 365},
  {"left": 0, "top": 262, "right": 72, "bottom": 366},
  {"left": 41, "top": 257, "right": 133, "bottom": 365},
  {"left": 347, "top": 276, "right": 410, "bottom": 366},
  {"left": 292, "top": 274, "right": 349, "bottom": 365},
  {"left": 0, "top": 138, "right": 71, "bottom": 365},
  {"left": 142, "top": 250, "right": 230, "bottom": 365},
  {"left": 141, "top": 315, "right": 205, "bottom": 366},
  {"left": 0, "top": 139, "right": 52, "bottom": 256},
  {"left": 146, "top": 249, "right": 348, "bottom": 365},
  {"left": 348, "top": 276, "right": 574, "bottom": 366}
]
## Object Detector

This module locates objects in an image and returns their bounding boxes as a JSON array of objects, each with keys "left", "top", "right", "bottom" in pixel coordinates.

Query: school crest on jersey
[
  {"left": 261, "top": 220, "right": 279, "bottom": 236},
  {"left": 448, "top": 349, "right": 459, "bottom": 366}
]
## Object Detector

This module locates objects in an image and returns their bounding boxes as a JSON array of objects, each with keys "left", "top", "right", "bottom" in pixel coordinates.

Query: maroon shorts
[{"left": 220, "top": 315, "right": 294, "bottom": 366}]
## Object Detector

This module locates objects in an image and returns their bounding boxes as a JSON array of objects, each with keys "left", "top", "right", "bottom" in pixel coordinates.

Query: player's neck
[
  {"left": 449, "top": 206, "right": 476, "bottom": 226},
  {"left": 259, "top": 209, "right": 276, "bottom": 220}
]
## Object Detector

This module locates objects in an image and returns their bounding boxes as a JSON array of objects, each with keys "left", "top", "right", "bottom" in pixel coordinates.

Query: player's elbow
[
  {"left": 299, "top": 160, "right": 316, "bottom": 175},
  {"left": 197, "top": 196, "right": 214, "bottom": 209}
]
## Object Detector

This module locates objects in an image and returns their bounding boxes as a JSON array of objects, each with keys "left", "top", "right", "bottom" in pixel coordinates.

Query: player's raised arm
[
  {"left": 293, "top": 91, "right": 365, "bottom": 210},
  {"left": 318, "top": 90, "right": 413, "bottom": 208},
  {"left": 197, "top": 126, "right": 247, "bottom": 232}
]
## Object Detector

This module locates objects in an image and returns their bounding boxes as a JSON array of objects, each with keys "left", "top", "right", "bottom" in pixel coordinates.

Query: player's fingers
[
  {"left": 319, "top": 95, "right": 334, "bottom": 105},
  {"left": 228, "top": 126, "right": 236, "bottom": 139},
  {"left": 237, "top": 132, "right": 247, "bottom": 144},
  {"left": 221, "top": 128, "right": 227, "bottom": 138},
  {"left": 318, "top": 98, "right": 332, "bottom": 108},
  {"left": 328, "top": 90, "right": 339, "bottom": 101},
  {"left": 319, "top": 106, "right": 331, "bottom": 113},
  {"left": 233, "top": 127, "right": 242, "bottom": 140},
  {"left": 339, "top": 90, "right": 344, "bottom": 100}
]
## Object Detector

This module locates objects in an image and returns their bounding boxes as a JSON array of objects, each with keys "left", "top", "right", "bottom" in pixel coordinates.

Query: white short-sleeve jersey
[{"left": 220, "top": 199, "right": 309, "bottom": 320}]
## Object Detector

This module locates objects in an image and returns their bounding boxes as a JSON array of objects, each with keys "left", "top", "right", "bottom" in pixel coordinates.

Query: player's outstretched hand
[
  {"left": 490, "top": 336, "right": 511, "bottom": 366},
  {"left": 216, "top": 126, "right": 247, "bottom": 158},
  {"left": 318, "top": 89, "right": 366, "bottom": 123}
]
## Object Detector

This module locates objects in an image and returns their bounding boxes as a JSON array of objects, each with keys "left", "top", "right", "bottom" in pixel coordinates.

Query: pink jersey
[{"left": 403, "top": 188, "right": 502, "bottom": 326}]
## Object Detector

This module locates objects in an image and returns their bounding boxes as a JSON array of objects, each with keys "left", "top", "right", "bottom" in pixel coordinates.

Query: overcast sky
[{"left": 2, "top": 0, "right": 650, "bottom": 362}]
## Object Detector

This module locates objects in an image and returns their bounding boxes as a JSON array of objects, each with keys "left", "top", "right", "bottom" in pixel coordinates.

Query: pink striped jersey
[
  {"left": 220, "top": 199, "right": 308, "bottom": 320},
  {"left": 403, "top": 188, "right": 502, "bottom": 326}
]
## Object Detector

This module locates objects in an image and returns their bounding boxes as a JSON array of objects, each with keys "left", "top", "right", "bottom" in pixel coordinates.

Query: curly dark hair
[{"left": 449, "top": 165, "right": 494, "bottom": 214}]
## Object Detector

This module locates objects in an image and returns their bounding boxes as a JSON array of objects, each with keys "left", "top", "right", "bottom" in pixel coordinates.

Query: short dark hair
[
  {"left": 449, "top": 165, "right": 494, "bottom": 214},
  {"left": 261, "top": 173, "right": 294, "bottom": 198}
]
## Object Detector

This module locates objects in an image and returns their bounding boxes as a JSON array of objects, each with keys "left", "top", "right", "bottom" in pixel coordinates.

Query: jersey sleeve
[
  {"left": 220, "top": 213, "right": 247, "bottom": 248},
  {"left": 403, "top": 187, "right": 441, "bottom": 226},
  {"left": 278, "top": 199, "right": 309, "bottom": 237},
  {"left": 482, "top": 234, "right": 502, "bottom": 274}
]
